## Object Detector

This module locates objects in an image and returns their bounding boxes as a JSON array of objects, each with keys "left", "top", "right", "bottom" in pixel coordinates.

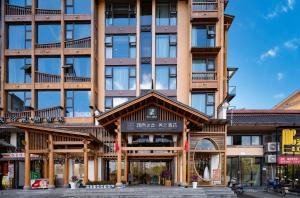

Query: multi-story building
[{"left": 0, "top": 0, "right": 236, "bottom": 189}]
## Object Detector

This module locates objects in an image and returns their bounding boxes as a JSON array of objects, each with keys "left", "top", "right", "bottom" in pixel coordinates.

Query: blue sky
[{"left": 226, "top": 0, "right": 300, "bottom": 109}]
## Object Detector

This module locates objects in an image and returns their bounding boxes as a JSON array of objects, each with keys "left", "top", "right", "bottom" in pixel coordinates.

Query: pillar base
[
  {"left": 23, "top": 186, "right": 31, "bottom": 190},
  {"left": 115, "top": 182, "right": 123, "bottom": 188},
  {"left": 48, "top": 184, "right": 55, "bottom": 189}
]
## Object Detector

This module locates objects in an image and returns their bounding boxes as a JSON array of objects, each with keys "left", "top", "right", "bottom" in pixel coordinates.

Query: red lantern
[{"left": 185, "top": 140, "right": 189, "bottom": 151}]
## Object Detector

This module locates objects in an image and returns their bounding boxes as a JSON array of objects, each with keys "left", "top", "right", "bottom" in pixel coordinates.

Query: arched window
[{"left": 195, "top": 138, "right": 217, "bottom": 150}]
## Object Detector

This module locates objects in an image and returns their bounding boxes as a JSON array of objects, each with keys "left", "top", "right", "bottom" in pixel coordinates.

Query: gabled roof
[
  {"left": 97, "top": 91, "right": 210, "bottom": 129},
  {"left": 273, "top": 89, "right": 300, "bottom": 110}
]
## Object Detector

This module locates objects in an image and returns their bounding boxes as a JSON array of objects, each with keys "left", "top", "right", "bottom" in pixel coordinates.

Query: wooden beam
[
  {"left": 64, "top": 157, "right": 69, "bottom": 188},
  {"left": 53, "top": 141, "right": 84, "bottom": 145},
  {"left": 127, "top": 153, "right": 177, "bottom": 157},
  {"left": 94, "top": 156, "right": 98, "bottom": 181},
  {"left": 29, "top": 149, "right": 49, "bottom": 154},
  {"left": 24, "top": 130, "right": 30, "bottom": 190},
  {"left": 43, "top": 157, "right": 48, "bottom": 179},
  {"left": 54, "top": 149, "right": 85, "bottom": 153},
  {"left": 48, "top": 134, "right": 55, "bottom": 189},
  {"left": 122, "top": 147, "right": 182, "bottom": 151},
  {"left": 83, "top": 142, "right": 88, "bottom": 185},
  {"left": 116, "top": 119, "right": 122, "bottom": 187},
  {"left": 182, "top": 117, "right": 187, "bottom": 187}
]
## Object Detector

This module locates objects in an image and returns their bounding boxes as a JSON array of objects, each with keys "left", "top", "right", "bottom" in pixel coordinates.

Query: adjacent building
[{"left": 0, "top": 0, "right": 236, "bottom": 189}]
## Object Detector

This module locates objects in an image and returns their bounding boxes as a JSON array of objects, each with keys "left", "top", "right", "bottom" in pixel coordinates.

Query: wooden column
[
  {"left": 43, "top": 157, "right": 48, "bottom": 179},
  {"left": 116, "top": 119, "right": 122, "bottom": 187},
  {"left": 181, "top": 118, "right": 188, "bottom": 187},
  {"left": 94, "top": 156, "right": 98, "bottom": 181},
  {"left": 24, "top": 130, "right": 30, "bottom": 190},
  {"left": 83, "top": 141, "right": 89, "bottom": 185},
  {"left": 64, "top": 156, "right": 69, "bottom": 188},
  {"left": 177, "top": 154, "right": 180, "bottom": 185},
  {"left": 124, "top": 153, "right": 128, "bottom": 183},
  {"left": 48, "top": 134, "right": 55, "bottom": 189}
]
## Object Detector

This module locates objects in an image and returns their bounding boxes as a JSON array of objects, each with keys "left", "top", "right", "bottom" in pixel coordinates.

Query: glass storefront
[{"left": 227, "top": 157, "right": 262, "bottom": 187}]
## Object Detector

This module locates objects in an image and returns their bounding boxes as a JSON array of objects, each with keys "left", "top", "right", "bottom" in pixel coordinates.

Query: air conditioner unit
[
  {"left": 266, "top": 142, "right": 280, "bottom": 152},
  {"left": 265, "top": 154, "right": 276, "bottom": 163}
]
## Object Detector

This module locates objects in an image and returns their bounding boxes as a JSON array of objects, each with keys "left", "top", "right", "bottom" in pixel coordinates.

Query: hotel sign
[
  {"left": 121, "top": 121, "right": 183, "bottom": 132},
  {"left": 282, "top": 129, "right": 300, "bottom": 155}
]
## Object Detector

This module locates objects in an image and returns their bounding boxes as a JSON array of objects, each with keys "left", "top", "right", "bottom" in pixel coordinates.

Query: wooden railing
[
  {"left": 64, "top": 75, "right": 91, "bottom": 82},
  {"left": 35, "top": 71, "right": 61, "bottom": 83},
  {"left": 35, "top": 42, "right": 61, "bottom": 49},
  {"left": 192, "top": 72, "right": 217, "bottom": 80},
  {"left": 35, "top": 8, "right": 61, "bottom": 15},
  {"left": 5, "top": 111, "right": 31, "bottom": 119},
  {"left": 35, "top": 106, "right": 61, "bottom": 118},
  {"left": 65, "top": 37, "right": 91, "bottom": 48},
  {"left": 5, "top": 4, "right": 32, "bottom": 15},
  {"left": 192, "top": 0, "right": 218, "bottom": 11}
]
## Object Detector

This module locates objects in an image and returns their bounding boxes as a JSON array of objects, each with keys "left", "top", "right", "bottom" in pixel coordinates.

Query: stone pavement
[
  {"left": 0, "top": 186, "right": 237, "bottom": 198},
  {"left": 241, "top": 188, "right": 300, "bottom": 198}
]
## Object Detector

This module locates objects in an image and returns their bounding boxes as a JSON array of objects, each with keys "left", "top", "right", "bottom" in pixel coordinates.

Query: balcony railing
[
  {"left": 35, "top": 42, "right": 61, "bottom": 49},
  {"left": 192, "top": 0, "right": 218, "bottom": 11},
  {"left": 5, "top": 111, "right": 31, "bottom": 119},
  {"left": 64, "top": 75, "right": 91, "bottom": 82},
  {"left": 192, "top": 72, "right": 217, "bottom": 80},
  {"left": 35, "top": 71, "right": 61, "bottom": 83},
  {"left": 5, "top": 4, "right": 32, "bottom": 15},
  {"left": 65, "top": 37, "right": 91, "bottom": 48},
  {"left": 35, "top": 8, "right": 61, "bottom": 15},
  {"left": 35, "top": 106, "right": 61, "bottom": 118}
]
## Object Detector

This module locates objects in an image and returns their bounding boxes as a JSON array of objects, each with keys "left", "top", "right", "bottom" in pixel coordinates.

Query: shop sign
[
  {"left": 31, "top": 179, "right": 49, "bottom": 189},
  {"left": 278, "top": 156, "right": 300, "bottom": 165},
  {"left": 212, "top": 169, "right": 221, "bottom": 181},
  {"left": 2, "top": 153, "right": 39, "bottom": 159},
  {"left": 146, "top": 107, "right": 159, "bottom": 121},
  {"left": 121, "top": 121, "right": 183, "bottom": 132},
  {"left": 282, "top": 129, "right": 300, "bottom": 155}
]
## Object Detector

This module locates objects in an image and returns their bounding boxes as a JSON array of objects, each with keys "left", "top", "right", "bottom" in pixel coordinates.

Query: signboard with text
[
  {"left": 281, "top": 129, "right": 300, "bottom": 155},
  {"left": 121, "top": 121, "right": 183, "bottom": 132},
  {"left": 278, "top": 156, "right": 300, "bottom": 165}
]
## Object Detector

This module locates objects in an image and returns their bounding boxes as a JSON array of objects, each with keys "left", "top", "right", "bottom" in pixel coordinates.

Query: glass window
[
  {"left": 65, "top": 0, "right": 91, "bottom": 14},
  {"left": 105, "top": 66, "right": 136, "bottom": 90},
  {"left": 7, "top": 91, "right": 31, "bottom": 112},
  {"left": 36, "top": 57, "right": 61, "bottom": 75},
  {"left": 156, "top": 34, "right": 176, "bottom": 58},
  {"left": 105, "top": 97, "right": 133, "bottom": 111},
  {"left": 192, "top": 58, "right": 215, "bottom": 72},
  {"left": 156, "top": 65, "right": 176, "bottom": 90},
  {"left": 227, "top": 136, "right": 233, "bottom": 146},
  {"left": 8, "top": 24, "right": 31, "bottom": 49},
  {"left": 8, "top": 0, "right": 32, "bottom": 6},
  {"left": 140, "top": 32, "right": 152, "bottom": 58},
  {"left": 37, "top": 0, "right": 60, "bottom": 10},
  {"left": 191, "top": 93, "right": 215, "bottom": 117},
  {"left": 65, "top": 23, "right": 91, "bottom": 40},
  {"left": 192, "top": 25, "right": 216, "bottom": 48},
  {"left": 37, "top": 24, "right": 61, "bottom": 44},
  {"left": 241, "top": 136, "right": 251, "bottom": 146},
  {"left": 156, "top": 0, "right": 177, "bottom": 26},
  {"left": 37, "top": 91, "right": 60, "bottom": 109},
  {"left": 7, "top": 57, "right": 32, "bottom": 83},
  {"left": 65, "top": 90, "right": 91, "bottom": 117},
  {"left": 140, "top": 64, "right": 152, "bottom": 89},
  {"left": 140, "top": 0, "right": 152, "bottom": 26},
  {"left": 251, "top": 136, "right": 261, "bottom": 145},
  {"left": 105, "top": 1, "right": 136, "bottom": 26},
  {"left": 106, "top": 35, "right": 136, "bottom": 59},
  {"left": 65, "top": 56, "right": 91, "bottom": 78},
  {"left": 195, "top": 138, "right": 216, "bottom": 150}
]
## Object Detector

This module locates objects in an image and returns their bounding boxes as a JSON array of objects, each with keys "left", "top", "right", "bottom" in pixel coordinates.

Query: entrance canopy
[{"left": 97, "top": 91, "right": 210, "bottom": 131}]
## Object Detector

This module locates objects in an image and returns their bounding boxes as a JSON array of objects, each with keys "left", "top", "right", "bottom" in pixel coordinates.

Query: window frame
[
  {"left": 191, "top": 92, "right": 215, "bottom": 117},
  {"left": 105, "top": 66, "right": 136, "bottom": 91},
  {"left": 155, "top": 65, "right": 177, "bottom": 90},
  {"left": 105, "top": 35, "right": 136, "bottom": 59}
]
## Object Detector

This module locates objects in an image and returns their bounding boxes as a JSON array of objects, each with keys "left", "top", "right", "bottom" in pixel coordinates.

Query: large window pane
[
  {"left": 65, "top": 0, "right": 91, "bottom": 14},
  {"left": 37, "top": 24, "right": 61, "bottom": 44},
  {"left": 65, "top": 56, "right": 91, "bottom": 78},
  {"left": 66, "top": 23, "right": 91, "bottom": 40},
  {"left": 113, "top": 36, "right": 129, "bottom": 58},
  {"left": 106, "top": 66, "right": 136, "bottom": 91},
  {"left": 241, "top": 136, "right": 251, "bottom": 146},
  {"left": 191, "top": 93, "right": 206, "bottom": 113},
  {"left": 140, "top": 64, "right": 152, "bottom": 89},
  {"left": 156, "top": 0, "right": 176, "bottom": 26},
  {"left": 7, "top": 57, "right": 32, "bottom": 83},
  {"left": 8, "top": 25, "right": 31, "bottom": 49},
  {"left": 105, "top": 97, "right": 133, "bottom": 111},
  {"left": 156, "top": 35, "right": 169, "bottom": 58},
  {"left": 8, "top": 0, "right": 32, "bottom": 6},
  {"left": 141, "top": 32, "right": 152, "bottom": 58},
  {"left": 37, "top": 0, "right": 60, "bottom": 9},
  {"left": 105, "top": 1, "right": 136, "bottom": 26},
  {"left": 7, "top": 91, "right": 31, "bottom": 112},
  {"left": 37, "top": 91, "right": 60, "bottom": 109},
  {"left": 140, "top": 0, "right": 152, "bottom": 26},
  {"left": 66, "top": 90, "right": 91, "bottom": 117},
  {"left": 37, "top": 57, "right": 61, "bottom": 75},
  {"left": 251, "top": 136, "right": 261, "bottom": 145},
  {"left": 113, "top": 67, "right": 129, "bottom": 90},
  {"left": 156, "top": 66, "right": 168, "bottom": 89},
  {"left": 192, "top": 25, "right": 216, "bottom": 48}
]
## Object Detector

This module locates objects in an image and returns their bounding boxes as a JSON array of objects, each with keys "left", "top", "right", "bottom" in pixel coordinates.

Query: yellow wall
[{"left": 274, "top": 91, "right": 300, "bottom": 110}]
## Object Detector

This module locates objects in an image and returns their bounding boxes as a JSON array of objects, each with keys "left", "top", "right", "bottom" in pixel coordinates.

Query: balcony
[
  {"left": 65, "top": 37, "right": 91, "bottom": 48},
  {"left": 35, "top": 71, "right": 61, "bottom": 83},
  {"left": 5, "top": 4, "right": 32, "bottom": 15},
  {"left": 34, "top": 106, "right": 62, "bottom": 118},
  {"left": 226, "top": 86, "right": 236, "bottom": 102},
  {"left": 64, "top": 74, "right": 91, "bottom": 83},
  {"left": 35, "top": 8, "right": 61, "bottom": 15},
  {"left": 35, "top": 42, "right": 61, "bottom": 49},
  {"left": 190, "top": 0, "right": 219, "bottom": 22},
  {"left": 191, "top": 71, "right": 218, "bottom": 89}
]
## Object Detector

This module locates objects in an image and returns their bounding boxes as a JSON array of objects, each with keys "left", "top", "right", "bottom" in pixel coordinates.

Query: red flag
[
  {"left": 115, "top": 142, "right": 119, "bottom": 152},
  {"left": 185, "top": 140, "right": 189, "bottom": 151}
]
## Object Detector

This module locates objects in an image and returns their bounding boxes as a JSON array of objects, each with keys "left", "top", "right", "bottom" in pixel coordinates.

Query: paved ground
[
  {"left": 0, "top": 186, "right": 238, "bottom": 198},
  {"left": 241, "top": 188, "right": 300, "bottom": 198}
]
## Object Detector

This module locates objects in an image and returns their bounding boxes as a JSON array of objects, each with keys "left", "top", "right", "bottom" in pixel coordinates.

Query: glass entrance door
[
  {"left": 129, "top": 161, "right": 171, "bottom": 185},
  {"left": 241, "top": 157, "right": 262, "bottom": 187}
]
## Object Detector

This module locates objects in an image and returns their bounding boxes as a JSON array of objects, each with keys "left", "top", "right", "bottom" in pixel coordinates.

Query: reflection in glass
[
  {"left": 8, "top": 24, "right": 31, "bottom": 49},
  {"left": 105, "top": 1, "right": 136, "bottom": 26},
  {"left": 7, "top": 91, "right": 32, "bottom": 112},
  {"left": 37, "top": 91, "right": 60, "bottom": 109},
  {"left": 65, "top": 23, "right": 91, "bottom": 40},
  {"left": 155, "top": 65, "right": 176, "bottom": 90},
  {"left": 65, "top": 90, "right": 91, "bottom": 117},
  {"left": 156, "top": 34, "right": 176, "bottom": 58},
  {"left": 65, "top": 56, "right": 91, "bottom": 78},
  {"left": 37, "top": 57, "right": 61, "bottom": 75},
  {"left": 140, "top": 64, "right": 152, "bottom": 89},
  {"left": 7, "top": 57, "right": 32, "bottom": 83},
  {"left": 65, "top": 0, "right": 91, "bottom": 14},
  {"left": 192, "top": 25, "right": 215, "bottom": 48},
  {"left": 37, "top": 24, "right": 61, "bottom": 44},
  {"left": 191, "top": 93, "right": 215, "bottom": 117},
  {"left": 8, "top": 0, "right": 32, "bottom": 6},
  {"left": 156, "top": 0, "right": 176, "bottom": 26},
  {"left": 105, "top": 66, "right": 136, "bottom": 90},
  {"left": 37, "top": 0, "right": 60, "bottom": 10}
]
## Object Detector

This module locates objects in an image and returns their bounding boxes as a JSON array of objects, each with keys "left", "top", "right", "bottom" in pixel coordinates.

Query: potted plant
[
  {"left": 69, "top": 176, "right": 80, "bottom": 189},
  {"left": 162, "top": 170, "right": 172, "bottom": 187},
  {"left": 191, "top": 175, "right": 198, "bottom": 189}
]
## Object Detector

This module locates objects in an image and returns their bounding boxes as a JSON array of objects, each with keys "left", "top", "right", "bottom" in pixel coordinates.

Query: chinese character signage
[
  {"left": 121, "top": 121, "right": 183, "bottom": 132},
  {"left": 146, "top": 107, "right": 159, "bottom": 121},
  {"left": 282, "top": 129, "right": 300, "bottom": 155},
  {"left": 278, "top": 156, "right": 300, "bottom": 165}
]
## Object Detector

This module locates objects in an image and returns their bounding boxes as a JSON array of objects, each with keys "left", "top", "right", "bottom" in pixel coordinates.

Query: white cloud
[
  {"left": 265, "top": 0, "right": 295, "bottom": 19},
  {"left": 277, "top": 72, "right": 283, "bottom": 81},
  {"left": 284, "top": 38, "right": 300, "bottom": 49},
  {"left": 274, "top": 93, "right": 285, "bottom": 99},
  {"left": 260, "top": 47, "right": 279, "bottom": 60}
]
